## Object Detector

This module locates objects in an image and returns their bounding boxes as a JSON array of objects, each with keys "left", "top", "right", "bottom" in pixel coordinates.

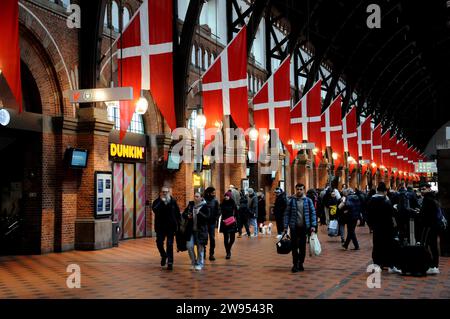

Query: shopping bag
[
  {"left": 309, "top": 232, "right": 321, "bottom": 256},
  {"left": 328, "top": 220, "right": 339, "bottom": 237}
]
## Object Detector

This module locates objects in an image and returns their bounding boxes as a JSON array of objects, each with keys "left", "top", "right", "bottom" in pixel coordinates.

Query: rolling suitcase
[{"left": 397, "top": 218, "right": 431, "bottom": 276}]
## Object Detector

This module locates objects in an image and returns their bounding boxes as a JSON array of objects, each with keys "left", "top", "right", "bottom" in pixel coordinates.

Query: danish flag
[
  {"left": 202, "top": 26, "right": 248, "bottom": 133},
  {"left": 290, "top": 80, "right": 322, "bottom": 144},
  {"left": 389, "top": 135, "right": 399, "bottom": 174},
  {"left": 381, "top": 130, "right": 391, "bottom": 172},
  {"left": 342, "top": 106, "right": 358, "bottom": 158},
  {"left": 320, "top": 95, "right": 343, "bottom": 167},
  {"left": 372, "top": 124, "right": 382, "bottom": 165},
  {"left": 357, "top": 115, "right": 372, "bottom": 161},
  {"left": 117, "top": 0, "right": 176, "bottom": 140},
  {"left": 0, "top": 0, "right": 22, "bottom": 112},
  {"left": 253, "top": 55, "right": 291, "bottom": 157}
]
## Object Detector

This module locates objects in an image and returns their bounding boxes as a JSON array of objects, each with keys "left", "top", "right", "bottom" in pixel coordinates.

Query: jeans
[
  {"left": 156, "top": 232, "right": 175, "bottom": 264},
  {"left": 223, "top": 232, "right": 236, "bottom": 254},
  {"left": 339, "top": 222, "right": 346, "bottom": 242},
  {"left": 291, "top": 226, "right": 307, "bottom": 267},
  {"left": 324, "top": 207, "right": 330, "bottom": 225},
  {"left": 249, "top": 218, "right": 258, "bottom": 236},
  {"left": 186, "top": 233, "right": 204, "bottom": 267},
  {"left": 344, "top": 219, "right": 359, "bottom": 249},
  {"left": 207, "top": 224, "right": 216, "bottom": 256},
  {"left": 426, "top": 228, "right": 439, "bottom": 268}
]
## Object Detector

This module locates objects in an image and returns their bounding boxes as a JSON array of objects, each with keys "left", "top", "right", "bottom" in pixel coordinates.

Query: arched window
[
  {"left": 211, "top": 52, "right": 216, "bottom": 64},
  {"left": 204, "top": 50, "right": 209, "bottom": 69},
  {"left": 248, "top": 73, "right": 251, "bottom": 91},
  {"left": 61, "top": 0, "right": 70, "bottom": 8},
  {"left": 104, "top": 4, "right": 109, "bottom": 27},
  {"left": 197, "top": 46, "right": 203, "bottom": 69},
  {"left": 108, "top": 107, "right": 145, "bottom": 134},
  {"left": 111, "top": 1, "right": 120, "bottom": 32},
  {"left": 123, "top": 7, "right": 131, "bottom": 29},
  {"left": 191, "top": 45, "right": 196, "bottom": 65}
]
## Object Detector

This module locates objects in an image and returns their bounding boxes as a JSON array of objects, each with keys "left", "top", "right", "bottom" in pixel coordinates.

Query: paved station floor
[{"left": 0, "top": 225, "right": 449, "bottom": 299}]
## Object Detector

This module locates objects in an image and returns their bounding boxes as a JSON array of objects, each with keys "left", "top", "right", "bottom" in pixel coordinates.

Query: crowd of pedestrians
[{"left": 151, "top": 179, "right": 446, "bottom": 275}]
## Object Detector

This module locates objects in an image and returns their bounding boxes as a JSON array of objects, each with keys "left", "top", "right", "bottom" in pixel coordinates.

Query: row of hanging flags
[{"left": 115, "top": 1, "right": 426, "bottom": 181}]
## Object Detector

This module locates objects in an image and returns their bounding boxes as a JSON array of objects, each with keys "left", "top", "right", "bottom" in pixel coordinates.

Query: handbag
[
  {"left": 223, "top": 216, "right": 236, "bottom": 226},
  {"left": 276, "top": 233, "right": 292, "bottom": 254},
  {"left": 309, "top": 233, "right": 321, "bottom": 256}
]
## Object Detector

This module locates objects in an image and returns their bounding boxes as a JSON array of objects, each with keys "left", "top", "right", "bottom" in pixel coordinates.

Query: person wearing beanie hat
[
  {"left": 367, "top": 182, "right": 402, "bottom": 274},
  {"left": 219, "top": 191, "right": 238, "bottom": 259}
]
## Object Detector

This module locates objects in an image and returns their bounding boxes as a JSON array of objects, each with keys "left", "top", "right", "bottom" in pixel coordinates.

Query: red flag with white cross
[
  {"left": 372, "top": 124, "right": 382, "bottom": 166},
  {"left": 117, "top": 0, "right": 176, "bottom": 141},
  {"left": 290, "top": 80, "right": 322, "bottom": 165},
  {"left": 253, "top": 55, "right": 292, "bottom": 159},
  {"left": 320, "top": 95, "right": 343, "bottom": 168},
  {"left": 0, "top": 0, "right": 22, "bottom": 112},
  {"left": 357, "top": 116, "right": 372, "bottom": 161},
  {"left": 342, "top": 106, "right": 358, "bottom": 159},
  {"left": 202, "top": 26, "right": 248, "bottom": 135}
]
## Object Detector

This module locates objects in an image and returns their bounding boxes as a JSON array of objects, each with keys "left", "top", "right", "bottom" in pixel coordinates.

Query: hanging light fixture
[
  {"left": 135, "top": 94, "right": 148, "bottom": 115},
  {"left": 249, "top": 127, "right": 259, "bottom": 141},
  {"left": 195, "top": 113, "right": 207, "bottom": 129},
  {"left": 0, "top": 108, "right": 10, "bottom": 126}
]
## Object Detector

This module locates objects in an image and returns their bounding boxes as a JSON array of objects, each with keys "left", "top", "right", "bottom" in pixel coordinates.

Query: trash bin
[{"left": 112, "top": 221, "right": 120, "bottom": 247}]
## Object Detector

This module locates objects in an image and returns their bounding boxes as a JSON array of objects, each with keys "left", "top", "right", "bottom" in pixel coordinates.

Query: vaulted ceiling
[{"left": 271, "top": 0, "right": 450, "bottom": 150}]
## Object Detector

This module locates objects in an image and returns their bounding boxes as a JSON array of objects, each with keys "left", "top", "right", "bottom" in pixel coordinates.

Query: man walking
[
  {"left": 204, "top": 187, "right": 219, "bottom": 261},
  {"left": 151, "top": 187, "right": 180, "bottom": 270},
  {"left": 284, "top": 183, "right": 317, "bottom": 273},
  {"left": 340, "top": 188, "right": 361, "bottom": 250},
  {"left": 273, "top": 187, "right": 287, "bottom": 238},
  {"left": 367, "top": 182, "right": 401, "bottom": 274}
]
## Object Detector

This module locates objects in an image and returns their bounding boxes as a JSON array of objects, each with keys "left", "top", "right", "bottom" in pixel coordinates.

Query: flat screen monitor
[
  {"left": 167, "top": 152, "right": 181, "bottom": 170},
  {"left": 69, "top": 148, "right": 88, "bottom": 168}
]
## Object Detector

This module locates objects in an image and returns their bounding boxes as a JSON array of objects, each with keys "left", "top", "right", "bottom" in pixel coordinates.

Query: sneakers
[
  {"left": 161, "top": 257, "right": 167, "bottom": 267},
  {"left": 209, "top": 255, "right": 216, "bottom": 261},
  {"left": 426, "top": 267, "right": 440, "bottom": 275},
  {"left": 388, "top": 266, "right": 402, "bottom": 274},
  {"left": 194, "top": 265, "right": 203, "bottom": 271},
  {"left": 167, "top": 264, "right": 173, "bottom": 271}
]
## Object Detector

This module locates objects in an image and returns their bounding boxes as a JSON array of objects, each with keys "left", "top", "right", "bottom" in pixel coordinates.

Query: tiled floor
[{"left": 0, "top": 225, "right": 449, "bottom": 299}]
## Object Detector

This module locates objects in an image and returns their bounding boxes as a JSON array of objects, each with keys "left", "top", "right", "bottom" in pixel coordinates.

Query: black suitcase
[{"left": 396, "top": 218, "right": 431, "bottom": 276}]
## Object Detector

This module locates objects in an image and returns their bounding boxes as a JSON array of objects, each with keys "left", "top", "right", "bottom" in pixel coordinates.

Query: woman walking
[
  {"left": 182, "top": 193, "right": 210, "bottom": 271},
  {"left": 220, "top": 191, "right": 238, "bottom": 259}
]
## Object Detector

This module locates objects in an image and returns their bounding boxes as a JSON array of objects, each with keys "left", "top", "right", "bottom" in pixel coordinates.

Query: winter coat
[
  {"left": 257, "top": 196, "right": 266, "bottom": 223},
  {"left": 152, "top": 196, "right": 181, "bottom": 233},
  {"left": 284, "top": 196, "right": 317, "bottom": 232},
  {"left": 238, "top": 194, "right": 250, "bottom": 221},
  {"left": 273, "top": 192, "right": 287, "bottom": 217},
  {"left": 182, "top": 200, "right": 210, "bottom": 246},
  {"left": 205, "top": 196, "right": 220, "bottom": 225},
  {"left": 343, "top": 193, "right": 363, "bottom": 221},
  {"left": 230, "top": 188, "right": 241, "bottom": 209},
  {"left": 219, "top": 198, "right": 238, "bottom": 233},
  {"left": 367, "top": 194, "right": 395, "bottom": 233},
  {"left": 420, "top": 192, "right": 440, "bottom": 230},
  {"left": 248, "top": 194, "right": 258, "bottom": 219}
]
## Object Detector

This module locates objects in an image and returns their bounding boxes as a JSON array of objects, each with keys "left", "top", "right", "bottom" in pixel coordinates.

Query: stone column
[{"left": 75, "top": 107, "right": 114, "bottom": 250}]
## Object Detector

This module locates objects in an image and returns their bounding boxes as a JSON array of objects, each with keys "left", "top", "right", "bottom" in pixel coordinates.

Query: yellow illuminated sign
[
  {"left": 110, "top": 143, "right": 145, "bottom": 160},
  {"left": 193, "top": 174, "right": 202, "bottom": 187}
]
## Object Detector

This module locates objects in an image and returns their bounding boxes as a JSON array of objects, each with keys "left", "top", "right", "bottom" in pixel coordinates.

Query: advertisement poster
[{"left": 95, "top": 172, "right": 112, "bottom": 218}]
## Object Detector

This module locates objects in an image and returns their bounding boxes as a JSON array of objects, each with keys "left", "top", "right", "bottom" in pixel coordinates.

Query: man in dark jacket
[
  {"left": 284, "top": 183, "right": 317, "bottom": 273},
  {"left": 396, "top": 183, "right": 420, "bottom": 242},
  {"left": 420, "top": 184, "right": 441, "bottom": 275},
  {"left": 273, "top": 187, "right": 287, "bottom": 238},
  {"left": 182, "top": 193, "right": 210, "bottom": 271},
  {"left": 152, "top": 187, "right": 180, "bottom": 270},
  {"left": 204, "top": 187, "right": 219, "bottom": 261},
  {"left": 367, "top": 182, "right": 401, "bottom": 274},
  {"left": 237, "top": 190, "right": 251, "bottom": 237},
  {"left": 248, "top": 188, "right": 259, "bottom": 237},
  {"left": 340, "top": 188, "right": 361, "bottom": 250}
]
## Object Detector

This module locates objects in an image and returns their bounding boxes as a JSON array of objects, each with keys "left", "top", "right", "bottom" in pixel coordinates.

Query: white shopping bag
[{"left": 309, "top": 233, "right": 322, "bottom": 256}]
